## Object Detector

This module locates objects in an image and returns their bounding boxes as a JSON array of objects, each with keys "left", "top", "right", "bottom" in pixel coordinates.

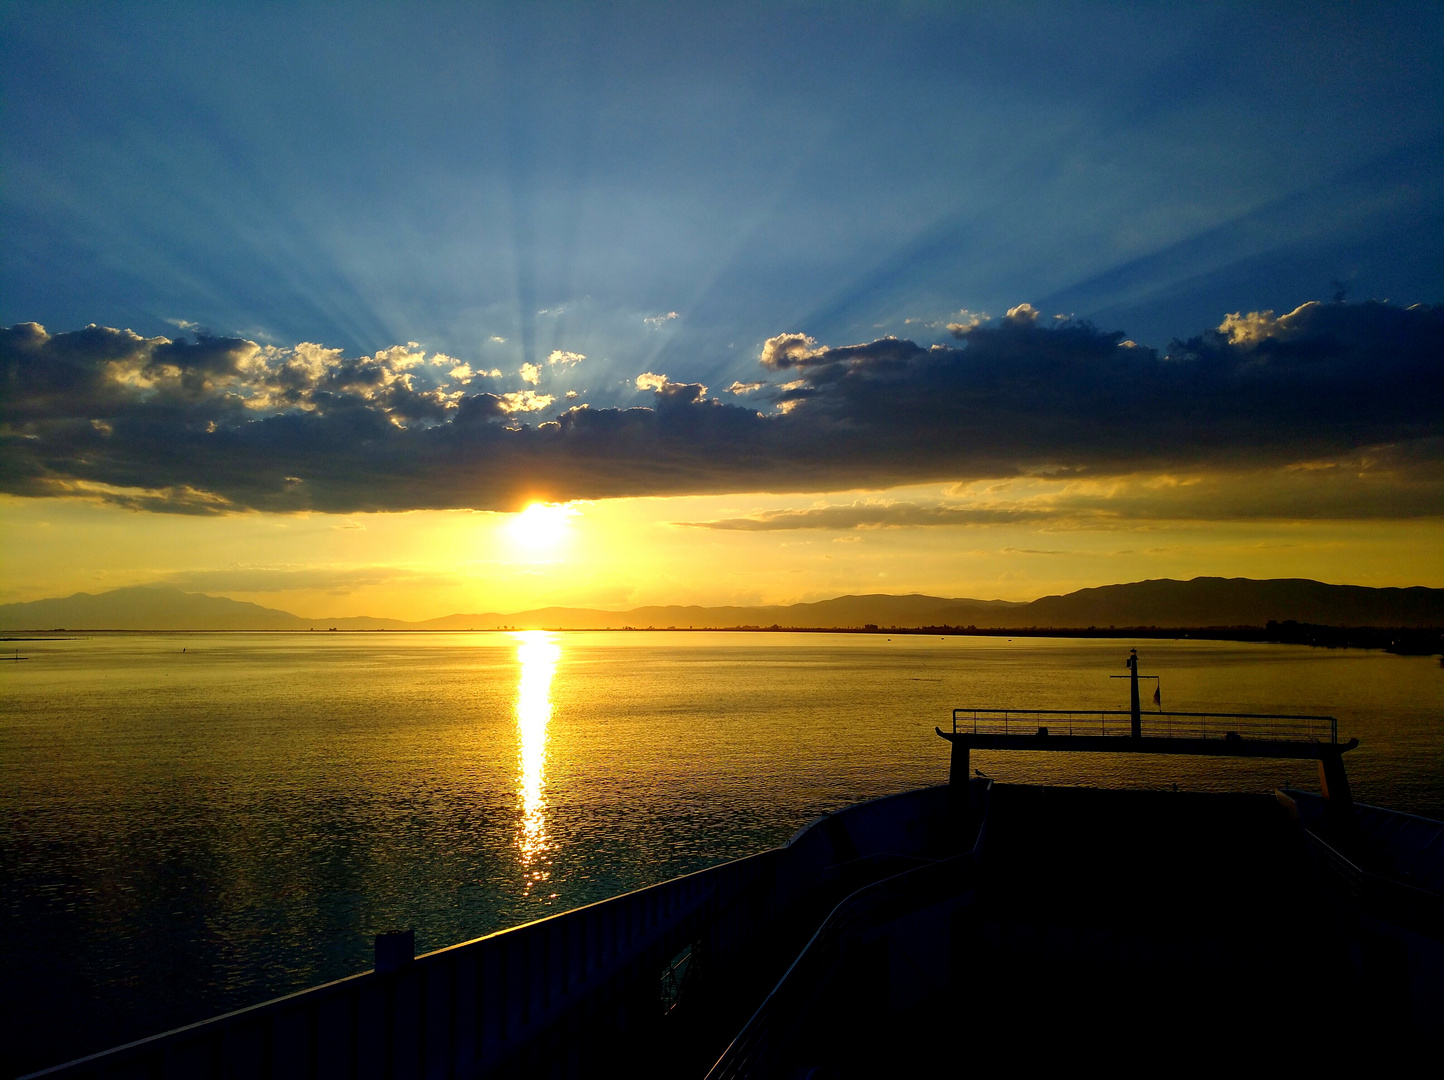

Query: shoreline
[{"left": 4, "top": 621, "right": 1441, "bottom": 657}]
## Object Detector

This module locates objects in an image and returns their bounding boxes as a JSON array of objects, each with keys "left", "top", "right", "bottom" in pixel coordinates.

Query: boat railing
[
  {"left": 707, "top": 843, "right": 979, "bottom": 1080},
  {"left": 951, "top": 707, "right": 1338, "bottom": 744}
]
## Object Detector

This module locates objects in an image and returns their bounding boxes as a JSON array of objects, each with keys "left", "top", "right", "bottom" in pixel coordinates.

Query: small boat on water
[{"left": 26, "top": 651, "right": 1443, "bottom": 1077}]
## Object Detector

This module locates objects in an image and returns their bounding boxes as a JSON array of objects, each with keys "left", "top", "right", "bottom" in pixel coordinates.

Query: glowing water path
[{"left": 513, "top": 630, "right": 559, "bottom": 891}]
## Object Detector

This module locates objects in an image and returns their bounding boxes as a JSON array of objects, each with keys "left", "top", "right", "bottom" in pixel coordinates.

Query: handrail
[
  {"left": 952, "top": 707, "right": 1338, "bottom": 743},
  {"left": 707, "top": 781, "right": 991, "bottom": 1079},
  {"left": 706, "top": 850, "right": 975, "bottom": 1079}
]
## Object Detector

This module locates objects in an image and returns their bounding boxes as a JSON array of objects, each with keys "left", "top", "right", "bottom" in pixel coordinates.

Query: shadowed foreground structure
[{"left": 726, "top": 784, "right": 1435, "bottom": 1076}]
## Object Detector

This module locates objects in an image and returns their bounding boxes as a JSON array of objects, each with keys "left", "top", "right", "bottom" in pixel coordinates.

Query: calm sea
[{"left": 3, "top": 631, "right": 1442, "bottom": 1074}]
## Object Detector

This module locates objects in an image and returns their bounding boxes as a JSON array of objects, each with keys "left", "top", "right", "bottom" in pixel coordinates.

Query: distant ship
[{"left": 27, "top": 652, "right": 1442, "bottom": 1077}]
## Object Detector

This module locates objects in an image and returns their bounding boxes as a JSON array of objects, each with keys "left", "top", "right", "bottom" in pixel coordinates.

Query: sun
[{"left": 508, "top": 502, "right": 576, "bottom": 551}]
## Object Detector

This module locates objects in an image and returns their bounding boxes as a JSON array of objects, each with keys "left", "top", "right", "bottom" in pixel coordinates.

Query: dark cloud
[
  {"left": 2, "top": 300, "right": 1441, "bottom": 515},
  {"left": 677, "top": 502, "right": 1055, "bottom": 530},
  {"left": 676, "top": 449, "right": 1444, "bottom": 531}
]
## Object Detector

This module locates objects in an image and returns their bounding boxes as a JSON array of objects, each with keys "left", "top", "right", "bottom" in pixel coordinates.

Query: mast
[{"left": 1128, "top": 648, "right": 1141, "bottom": 738}]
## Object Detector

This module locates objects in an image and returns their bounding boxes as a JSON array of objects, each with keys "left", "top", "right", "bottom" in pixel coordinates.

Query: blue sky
[
  {"left": 5, "top": 1, "right": 1440, "bottom": 402},
  {"left": 3, "top": 2, "right": 1443, "bottom": 611}
]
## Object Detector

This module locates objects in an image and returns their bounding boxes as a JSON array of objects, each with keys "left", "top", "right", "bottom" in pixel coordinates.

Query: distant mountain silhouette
[
  {"left": 981, "top": 577, "right": 1444, "bottom": 629},
  {"left": 0, "top": 586, "right": 308, "bottom": 631},
  {"left": 415, "top": 593, "right": 1026, "bottom": 631},
  {"left": 2, "top": 578, "right": 1440, "bottom": 632}
]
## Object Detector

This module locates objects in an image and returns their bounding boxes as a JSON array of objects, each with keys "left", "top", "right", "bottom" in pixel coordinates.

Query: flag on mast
[{"left": 1153, "top": 684, "right": 1162, "bottom": 708}]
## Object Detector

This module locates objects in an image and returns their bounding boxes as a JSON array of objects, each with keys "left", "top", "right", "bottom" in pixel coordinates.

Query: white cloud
[
  {"left": 644, "top": 311, "right": 680, "bottom": 327},
  {"left": 760, "top": 332, "right": 826, "bottom": 369},
  {"left": 520, "top": 362, "right": 541, "bottom": 385},
  {"left": 1004, "top": 303, "right": 1039, "bottom": 325},
  {"left": 547, "top": 349, "right": 585, "bottom": 367},
  {"left": 373, "top": 344, "right": 427, "bottom": 370},
  {"left": 725, "top": 381, "right": 765, "bottom": 394},
  {"left": 635, "top": 371, "right": 708, "bottom": 399},
  {"left": 497, "top": 390, "right": 554, "bottom": 413},
  {"left": 1217, "top": 302, "right": 1324, "bottom": 345},
  {"left": 945, "top": 309, "right": 988, "bottom": 336}
]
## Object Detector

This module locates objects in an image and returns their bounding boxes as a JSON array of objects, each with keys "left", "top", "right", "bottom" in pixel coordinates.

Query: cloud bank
[{"left": 2, "top": 301, "right": 1440, "bottom": 515}]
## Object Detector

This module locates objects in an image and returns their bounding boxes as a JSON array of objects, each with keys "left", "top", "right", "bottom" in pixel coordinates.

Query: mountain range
[{"left": 2, "top": 578, "right": 1442, "bottom": 632}]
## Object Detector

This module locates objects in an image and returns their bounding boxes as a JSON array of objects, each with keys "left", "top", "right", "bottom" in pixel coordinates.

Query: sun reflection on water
[{"left": 513, "top": 630, "right": 559, "bottom": 891}]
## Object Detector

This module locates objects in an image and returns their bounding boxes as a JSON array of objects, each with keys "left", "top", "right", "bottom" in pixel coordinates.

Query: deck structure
[{"left": 936, "top": 648, "right": 1358, "bottom": 814}]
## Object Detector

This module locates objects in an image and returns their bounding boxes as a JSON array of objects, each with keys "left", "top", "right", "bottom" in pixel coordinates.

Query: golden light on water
[{"left": 513, "top": 629, "right": 559, "bottom": 890}]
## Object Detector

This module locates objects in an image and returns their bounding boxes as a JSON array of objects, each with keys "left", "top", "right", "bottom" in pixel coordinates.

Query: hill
[
  {"left": 986, "top": 577, "right": 1444, "bottom": 629},
  {"left": 0, "top": 586, "right": 308, "bottom": 631},
  {"left": 2, "top": 578, "right": 1440, "bottom": 632},
  {"left": 413, "top": 593, "right": 1024, "bottom": 630}
]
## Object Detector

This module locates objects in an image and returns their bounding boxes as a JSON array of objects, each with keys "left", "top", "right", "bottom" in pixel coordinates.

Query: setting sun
[{"left": 508, "top": 502, "right": 577, "bottom": 553}]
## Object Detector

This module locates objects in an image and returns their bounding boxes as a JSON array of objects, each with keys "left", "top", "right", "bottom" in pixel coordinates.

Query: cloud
[
  {"left": 547, "top": 350, "right": 585, "bottom": 367},
  {"left": 725, "top": 381, "right": 765, "bottom": 394},
  {"left": 2, "top": 300, "right": 1441, "bottom": 516},
  {"left": 945, "top": 309, "right": 987, "bottom": 336},
  {"left": 644, "top": 311, "right": 680, "bottom": 327},
  {"left": 519, "top": 362, "right": 541, "bottom": 384},
  {"left": 435, "top": 353, "right": 499, "bottom": 378},
  {"left": 496, "top": 390, "right": 554, "bottom": 413},
  {"left": 675, "top": 501, "right": 1056, "bottom": 530},
  {"left": 679, "top": 450, "right": 1444, "bottom": 532},
  {"left": 759, "top": 332, "right": 827, "bottom": 369},
  {"left": 635, "top": 372, "right": 709, "bottom": 405}
]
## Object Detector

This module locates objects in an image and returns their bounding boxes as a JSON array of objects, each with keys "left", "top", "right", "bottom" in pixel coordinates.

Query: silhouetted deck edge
[{"left": 937, "top": 728, "right": 1359, "bottom": 759}]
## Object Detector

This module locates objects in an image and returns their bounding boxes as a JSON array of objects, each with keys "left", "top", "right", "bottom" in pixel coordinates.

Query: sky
[{"left": 2, "top": 1, "right": 1441, "bottom": 618}]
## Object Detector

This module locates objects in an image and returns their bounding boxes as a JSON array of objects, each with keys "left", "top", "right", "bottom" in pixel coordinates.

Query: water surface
[{"left": 3, "top": 631, "right": 1441, "bottom": 1074}]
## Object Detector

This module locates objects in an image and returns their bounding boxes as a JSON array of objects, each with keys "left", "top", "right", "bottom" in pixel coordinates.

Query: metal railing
[
  {"left": 706, "top": 851, "right": 974, "bottom": 1080},
  {"left": 951, "top": 707, "right": 1338, "bottom": 744}
]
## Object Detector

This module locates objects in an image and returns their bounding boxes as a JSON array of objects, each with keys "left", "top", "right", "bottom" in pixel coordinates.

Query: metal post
[
  {"left": 1317, "top": 750, "right": 1357, "bottom": 845},
  {"left": 949, "top": 737, "right": 969, "bottom": 790},
  {"left": 947, "top": 735, "right": 971, "bottom": 829},
  {"left": 1128, "top": 649, "right": 1141, "bottom": 738},
  {"left": 375, "top": 928, "right": 414, "bottom": 973}
]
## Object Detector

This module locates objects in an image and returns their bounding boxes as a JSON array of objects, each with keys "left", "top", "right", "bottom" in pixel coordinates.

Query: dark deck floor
[{"left": 765, "top": 785, "right": 1419, "bottom": 1076}]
